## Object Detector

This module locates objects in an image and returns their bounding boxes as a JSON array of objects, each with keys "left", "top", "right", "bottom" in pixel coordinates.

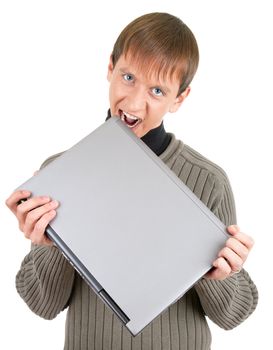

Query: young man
[{"left": 6, "top": 12, "right": 258, "bottom": 350}]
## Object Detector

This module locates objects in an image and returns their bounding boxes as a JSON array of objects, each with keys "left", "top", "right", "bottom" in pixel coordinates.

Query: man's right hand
[{"left": 5, "top": 189, "right": 59, "bottom": 246}]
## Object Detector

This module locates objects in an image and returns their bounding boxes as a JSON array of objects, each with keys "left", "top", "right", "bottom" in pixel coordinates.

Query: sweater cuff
[
  {"left": 16, "top": 244, "right": 75, "bottom": 320},
  {"left": 194, "top": 270, "right": 258, "bottom": 330},
  {"left": 195, "top": 274, "right": 239, "bottom": 307}
]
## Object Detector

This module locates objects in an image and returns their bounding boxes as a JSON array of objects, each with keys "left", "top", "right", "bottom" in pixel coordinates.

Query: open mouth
[{"left": 119, "top": 110, "right": 142, "bottom": 129}]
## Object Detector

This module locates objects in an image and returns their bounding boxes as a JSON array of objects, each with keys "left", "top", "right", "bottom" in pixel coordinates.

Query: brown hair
[{"left": 111, "top": 12, "right": 199, "bottom": 95}]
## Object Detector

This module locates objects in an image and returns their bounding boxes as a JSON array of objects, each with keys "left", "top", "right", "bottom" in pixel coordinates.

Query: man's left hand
[{"left": 204, "top": 225, "right": 254, "bottom": 280}]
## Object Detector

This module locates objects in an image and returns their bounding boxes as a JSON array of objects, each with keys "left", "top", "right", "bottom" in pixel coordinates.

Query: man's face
[{"left": 107, "top": 54, "right": 190, "bottom": 138}]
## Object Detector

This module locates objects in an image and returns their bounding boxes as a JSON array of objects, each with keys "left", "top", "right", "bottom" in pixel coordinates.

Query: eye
[
  {"left": 123, "top": 73, "right": 134, "bottom": 82},
  {"left": 152, "top": 87, "right": 164, "bottom": 96}
]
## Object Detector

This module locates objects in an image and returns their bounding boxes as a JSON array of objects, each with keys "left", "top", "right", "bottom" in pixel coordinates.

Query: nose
[{"left": 126, "top": 85, "right": 147, "bottom": 113}]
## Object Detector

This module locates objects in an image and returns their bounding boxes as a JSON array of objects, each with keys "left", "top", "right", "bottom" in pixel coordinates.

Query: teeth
[
  {"left": 120, "top": 111, "right": 142, "bottom": 128},
  {"left": 123, "top": 112, "right": 139, "bottom": 120}
]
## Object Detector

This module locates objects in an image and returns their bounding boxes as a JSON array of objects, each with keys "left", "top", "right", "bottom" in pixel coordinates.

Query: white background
[{"left": 1, "top": 0, "right": 272, "bottom": 349}]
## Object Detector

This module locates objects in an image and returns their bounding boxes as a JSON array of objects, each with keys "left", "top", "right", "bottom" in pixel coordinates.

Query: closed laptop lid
[{"left": 17, "top": 116, "right": 229, "bottom": 336}]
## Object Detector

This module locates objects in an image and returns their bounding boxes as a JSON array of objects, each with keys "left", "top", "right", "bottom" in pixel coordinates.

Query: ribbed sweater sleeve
[
  {"left": 16, "top": 245, "right": 75, "bottom": 319},
  {"left": 194, "top": 179, "right": 258, "bottom": 330}
]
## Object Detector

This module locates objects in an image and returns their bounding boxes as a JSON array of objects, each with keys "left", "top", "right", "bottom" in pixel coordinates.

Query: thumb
[{"left": 227, "top": 224, "right": 240, "bottom": 236}]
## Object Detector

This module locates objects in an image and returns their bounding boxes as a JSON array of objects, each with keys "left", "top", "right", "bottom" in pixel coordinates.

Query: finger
[
  {"left": 16, "top": 196, "right": 51, "bottom": 225},
  {"left": 218, "top": 246, "right": 243, "bottom": 273},
  {"left": 5, "top": 190, "right": 31, "bottom": 214},
  {"left": 227, "top": 226, "right": 255, "bottom": 250},
  {"left": 226, "top": 237, "right": 249, "bottom": 262},
  {"left": 235, "top": 232, "right": 254, "bottom": 251},
  {"left": 205, "top": 257, "right": 231, "bottom": 280},
  {"left": 227, "top": 224, "right": 240, "bottom": 235},
  {"left": 30, "top": 210, "right": 57, "bottom": 245},
  {"left": 24, "top": 200, "right": 59, "bottom": 236}
]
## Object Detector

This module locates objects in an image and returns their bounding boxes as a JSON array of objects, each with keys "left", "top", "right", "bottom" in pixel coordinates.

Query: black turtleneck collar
[{"left": 106, "top": 110, "right": 171, "bottom": 156}]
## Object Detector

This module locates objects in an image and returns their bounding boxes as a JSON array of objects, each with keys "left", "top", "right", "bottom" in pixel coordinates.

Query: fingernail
[
  {"left": 233, "top": 224, "right": 240, "bottom": 232},
  {"left": 228, "top": 225, "right": 239, "bottom": 233},
  {"left": 22, "top": 190, "right": 31, "bottom": 196}
]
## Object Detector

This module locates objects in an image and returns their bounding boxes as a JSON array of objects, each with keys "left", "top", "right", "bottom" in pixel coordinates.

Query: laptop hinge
[{"left": 99, "top": 289, "right": 130, "bottom": 325}]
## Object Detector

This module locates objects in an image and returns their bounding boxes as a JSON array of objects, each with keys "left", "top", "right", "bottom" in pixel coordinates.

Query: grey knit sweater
[{"left": 16, "top": 133, "right": 258, "bottom": 350}]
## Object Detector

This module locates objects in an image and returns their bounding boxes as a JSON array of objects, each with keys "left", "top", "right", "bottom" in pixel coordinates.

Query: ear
[
  {"left": 169, "top": 86, "right": 191, "bottom": 113},
  {"left": 107, "top": 55, "right": 114, "bottom": 82}
]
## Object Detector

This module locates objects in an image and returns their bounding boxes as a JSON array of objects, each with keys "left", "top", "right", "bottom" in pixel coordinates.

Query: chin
[{"left": 133, "top": 126, "right": 146, "bottom": 138}]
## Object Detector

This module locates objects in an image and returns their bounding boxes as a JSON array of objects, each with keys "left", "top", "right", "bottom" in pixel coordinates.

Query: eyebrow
[{"left": 119, "top": 68, "right": 171, "bottom": 94}]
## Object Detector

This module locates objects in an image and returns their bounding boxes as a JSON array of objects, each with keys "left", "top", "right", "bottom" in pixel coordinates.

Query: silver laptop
[{"left": 17, "top": 116, "right": 229, "bottom": 336}]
